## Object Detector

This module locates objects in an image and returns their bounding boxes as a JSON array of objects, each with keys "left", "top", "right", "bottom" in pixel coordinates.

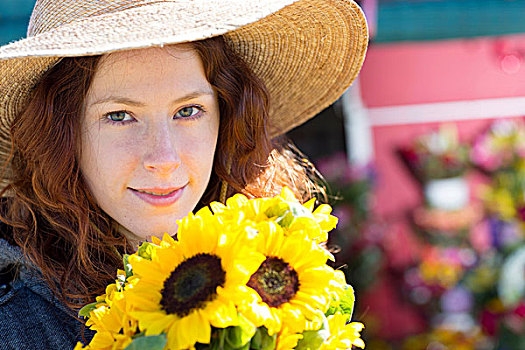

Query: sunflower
[
  {"left": 329, "top": 270, "right": 349, "bottom": 297},
  {"left": 210, "top": 187, "right": 338, "bottom": 245},
  {"left": 209, "top": 193, "right": 270, "bottom": 224},
  {"left": 84, "top": 295, "right": 135, "bottom": 349},
  {"left": 275, "top": 327, "right": 303, "bottom": 350},
  {"left": 240, "top": 220, "right": 336, "bottom": 335},
  {"left": 76, "top": 274, "right": 138, "bottom": 350},
  {"left": 321, "top": 313, "right": 365, "bottom": 350},
  {"left": 288, "top": 200, "right": 338, "bottom": 244},
  {"left": 125, "top": 208, "right": 265, "bottom": 350}
]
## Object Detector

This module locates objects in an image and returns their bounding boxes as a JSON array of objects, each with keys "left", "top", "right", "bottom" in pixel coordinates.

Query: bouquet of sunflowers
[{"left": 75, "top": 188, "right": 365, "bottom": 350}]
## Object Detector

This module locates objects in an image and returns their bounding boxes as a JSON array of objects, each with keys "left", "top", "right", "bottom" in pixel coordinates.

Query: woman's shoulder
[{"left": 0, "top": 236, "right": 92, "bottom": 349}]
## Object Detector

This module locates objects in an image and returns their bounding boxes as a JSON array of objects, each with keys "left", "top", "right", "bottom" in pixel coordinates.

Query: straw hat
[{"left": 0, "top": 0, "right": 368, "bottom": 157}]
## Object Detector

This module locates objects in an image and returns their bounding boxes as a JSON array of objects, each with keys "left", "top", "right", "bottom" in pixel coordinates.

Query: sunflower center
[
  {"left": 247, "top": 257, "right": 299, "bottom": 307},
  {"left": 160, "top": 253, "right": 225, "bottom": 317}
]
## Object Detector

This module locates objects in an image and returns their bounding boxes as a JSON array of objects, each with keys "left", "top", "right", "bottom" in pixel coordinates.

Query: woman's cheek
[
  {"left": 179, "top": 121, "right": 218, "bottom": 167},
  {"left": 85, "top": 128, "right": 140, "bottom": 180}
]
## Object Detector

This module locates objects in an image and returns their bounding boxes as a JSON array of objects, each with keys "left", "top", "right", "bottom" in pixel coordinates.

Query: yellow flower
[
  {"left": 269, "top": 188, "right": 338, "bottom": 244},
  {"left": 321, "top": 313, "right": 365, "bottom": 350},
  {"left": 419, "top": 256, "right": 462, "bottom": 288},
  {"left": 76, "top": 270, "right": 139, "bottom": 350},
  {"left": 241, "top": 221, "right": 335, "bottom": 335},
  {"left": 276, "top": 327, "right": 303, "bottom": 350},
  {"left": 328, "top": 270, "right": 350, "bottom": 305},
  {"left": 209, "top": 192, "right": 270, "bottom": 224},
  {"left": 126, "top": 208, "right": 264, "bottom": 350},
  {"left": 82, "top": 285, "right": 137, "bottom": 350},
  {"left": 210, "top": 187, "right": 338, "bottom": 245},
  {"left": 482, "top": 186, "right": 516, "bottom": 219}
]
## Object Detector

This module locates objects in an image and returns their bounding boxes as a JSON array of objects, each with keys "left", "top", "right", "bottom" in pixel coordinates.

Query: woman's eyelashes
[
  {"left": 174, "top": 105, "right": 205, "bottom": 120},
  {"left": 104, "top": 110, "right": 134, "bottom": 125},
  {"left": 102, "top": 105, "right": 206, "bottom": 125}
]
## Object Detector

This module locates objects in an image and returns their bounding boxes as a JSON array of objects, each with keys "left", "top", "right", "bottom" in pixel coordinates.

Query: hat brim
[{"left": 0, "top": 0, "right": 368, "bottom": 141}]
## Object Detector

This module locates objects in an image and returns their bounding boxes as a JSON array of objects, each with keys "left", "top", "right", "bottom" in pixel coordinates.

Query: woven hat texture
[{"left": 0, "top": 0, "right": 368, "bottom": 179}]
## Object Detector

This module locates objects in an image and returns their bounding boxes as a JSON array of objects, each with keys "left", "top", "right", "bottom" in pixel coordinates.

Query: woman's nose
[{"left": 142, "top": 125, "right": 181, "bottom": 174}]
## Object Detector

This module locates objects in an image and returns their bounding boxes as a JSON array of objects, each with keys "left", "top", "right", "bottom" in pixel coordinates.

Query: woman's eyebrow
[{"left": 89, "top": 89, "right": 215, "bottom": 107}]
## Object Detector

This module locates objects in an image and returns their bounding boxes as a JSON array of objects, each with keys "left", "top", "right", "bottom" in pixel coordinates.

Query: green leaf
[
  {"left": 295, "top": 314, "right": 330, "bottom": 350},
  {"left": 123, "top": 254, "right": 133, "bottom": 279},
  {"left": 325, "top": 300, "right": 338, "bottom": 317},
  {"left": 250, "top": 328, "right": 262, "bottom": 350},
  {"left": 250, "top": 327, "right": 276, "bottom": 350},
  {"left": 326, "top": 285, "right": 355, "bottom": 319},
  {"left": 78, "top": 301, "right": 103, "bottom": 319},
  {"left": 338, "top": 285, "right": 355, "bottom": 318},
  {"left": 123, "top": 334, "right": 167, "bottom": 350},
  {"left": 295, "top": 331, "right": 325, "bottom": 350},
  {"left": 210, "top": 328, "right": 227, "bottom": 350},
  {"left": 137, "top": 242, "right": 156, "bottom": 260},
  {"left": 236, "top": 342, "right": 250, "bottom": 350},
  {"left": 225, "top": 314, "right": 256, "bottom": 348},
  {"left": 265, "top": 201, "right": 314, "bottom": 228}
]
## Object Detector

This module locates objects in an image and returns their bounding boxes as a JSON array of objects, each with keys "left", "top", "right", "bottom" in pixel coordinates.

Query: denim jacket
[{"left": 0, "top": 237, "right": 94, "bottom": 349}]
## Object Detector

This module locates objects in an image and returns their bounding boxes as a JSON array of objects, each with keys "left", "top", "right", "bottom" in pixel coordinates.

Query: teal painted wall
[
  {"left": 375, "top": 0, "right": 525, "bottom": 42},
  {"left": 2, "top": 0, "right": 525, "bottom": 45},
  {"left": 0, "top": 0, "right": 34, "bottom": 45}
]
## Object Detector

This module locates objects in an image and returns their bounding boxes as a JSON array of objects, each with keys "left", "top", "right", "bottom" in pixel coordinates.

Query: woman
[{"left": 0, "top": 0, "right": 368, "bottom": 348}]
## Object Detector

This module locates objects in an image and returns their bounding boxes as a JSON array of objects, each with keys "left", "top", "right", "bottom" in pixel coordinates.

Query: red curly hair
[{"left": 0, "top": 36, "right": 324, "bottom": 311}]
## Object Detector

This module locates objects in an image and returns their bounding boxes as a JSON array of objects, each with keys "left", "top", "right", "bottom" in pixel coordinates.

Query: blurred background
[
  {"left": 289, "top": 1, "right": 525, "bottom": 349},
  {"left": 3, "top": 0, "right": 525, "bottom": 349}
]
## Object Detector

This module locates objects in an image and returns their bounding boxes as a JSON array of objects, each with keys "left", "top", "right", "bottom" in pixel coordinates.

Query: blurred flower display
[
  {"left": 402, "top": 327, "right": 490, "bottom": 350},
  {"left": 399, "top": 124, "right": 470, "bottom": 182},
  {"left": 317, "top": 152, "right": 376, "bottom": 227},
  {"left": 471, "top": 119, "right": 525, "bottom": 174},
  {"left": 417, "top": 247, "right": 470, "bottom": 290},
  {"left": 413, "top": 204, "right": 483, "bottom": 245},
  {"left": 312, "top": 120, "right": 525, "bottom": 349},
  {"left": 317, "top": 152, "right": 383, "bottom": 292},
  {"left": 394, "top": 120, "right": 525, "bottom": 349},
  {"left": 481, "top": 171, "right": 525, "bottom": 231}
]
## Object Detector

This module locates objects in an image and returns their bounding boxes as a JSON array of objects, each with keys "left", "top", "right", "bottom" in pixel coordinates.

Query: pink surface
[
  {"left": 360, "top": 35, "right": 525, "bottom": 107},
  {"left": 372, "top": 119, "right": 496, "bottom": 219},
  {"left": 354, "top": 36, "right": 525, "bottom": 341},
  {"left": 361, "top": 275, "right": 426, "bottom": 340}
]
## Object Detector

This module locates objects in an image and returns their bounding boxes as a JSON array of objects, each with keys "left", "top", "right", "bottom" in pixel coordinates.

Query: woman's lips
[{"left": 129, "top": 186, "right": 185, "bottom": 207}]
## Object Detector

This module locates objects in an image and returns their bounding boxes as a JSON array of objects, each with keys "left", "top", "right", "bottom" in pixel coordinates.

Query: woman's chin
[{"left": 117, "top": 223, "right": 179, "bottom": 245}]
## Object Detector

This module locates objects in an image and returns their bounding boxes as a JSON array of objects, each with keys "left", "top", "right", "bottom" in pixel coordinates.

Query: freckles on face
[{"left": 80, "top": 45, "right": 220, "bottom": 241}]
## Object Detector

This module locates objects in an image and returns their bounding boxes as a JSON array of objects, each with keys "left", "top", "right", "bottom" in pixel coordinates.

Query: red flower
[
  {"left": 481, "top": 310, "right": 501, "bottom": 336},
  {"left": 517, "top": 206, "right": 525, "bottom": 222},
  {"left": 400, "top": 148, "right": 420, "bottom": 165},
  {"left": 513, "top": 302, "right": 525, "bottom": 318}
]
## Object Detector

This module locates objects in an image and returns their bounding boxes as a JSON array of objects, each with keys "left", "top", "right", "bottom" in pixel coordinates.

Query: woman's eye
[
  {"left": 175, "top": 106, "right": 202, "bottom": 119},
  {"left": 105, "top": 111, "right": 133, "bottom": 123}
]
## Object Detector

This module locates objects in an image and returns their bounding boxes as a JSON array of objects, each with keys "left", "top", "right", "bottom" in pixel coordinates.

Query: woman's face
[{"left": 80, "top": 45, "right": 220, "bottom": 241}]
